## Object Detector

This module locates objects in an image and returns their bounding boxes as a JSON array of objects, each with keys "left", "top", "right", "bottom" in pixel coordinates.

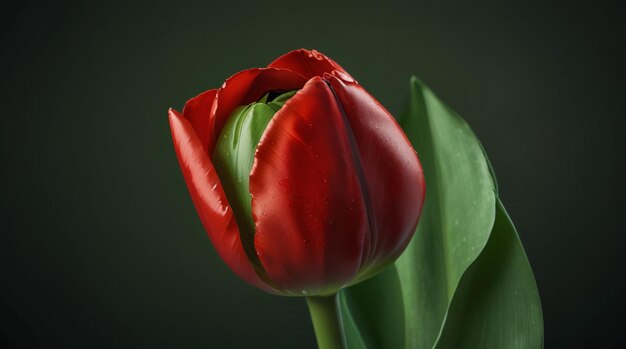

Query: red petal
[
  {"left": 324, "top": 72, "right": 426, "bottom": 277},
  {"left": 268, "top": 49, "right": 352, "bottom": 81},
  {"left": 182, "top": 89, "right": 217, "bottom": 153},
  {"left": 168, "top": 109, "right": 281, "bottom": 294},
  {"left": 250, "top": 77, "right": 368, "bottom": 294},
  {"left": 209, "top": 68, "right": 307, "bottom": 153}
]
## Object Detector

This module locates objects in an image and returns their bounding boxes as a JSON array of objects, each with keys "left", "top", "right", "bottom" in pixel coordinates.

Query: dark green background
[{"left": 1, "top": 1, "right": 624, "bottom": 348}]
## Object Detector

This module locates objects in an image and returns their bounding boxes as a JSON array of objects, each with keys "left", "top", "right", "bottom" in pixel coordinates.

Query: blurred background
[{"left": 1, "top": 0, "right": 624, "bottom": 348}]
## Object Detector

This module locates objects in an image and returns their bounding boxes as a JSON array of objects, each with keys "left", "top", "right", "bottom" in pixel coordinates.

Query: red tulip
[{"left": 168, "top": 49, "right": 425, "bottom": 296}]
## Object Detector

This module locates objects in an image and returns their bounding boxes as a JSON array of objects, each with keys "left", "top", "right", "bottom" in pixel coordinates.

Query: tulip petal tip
[{"left": 168, "top": 108, "right": 183, "bottom": 122}]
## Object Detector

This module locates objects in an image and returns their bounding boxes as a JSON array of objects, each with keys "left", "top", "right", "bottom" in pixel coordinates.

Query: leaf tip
[{"left": 409, "top": 75, "right": 423, "bottom": 88}]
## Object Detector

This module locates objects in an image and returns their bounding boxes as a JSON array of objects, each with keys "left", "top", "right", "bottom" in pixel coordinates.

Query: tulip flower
[{"left": 169, "top": 49, "right": 425, "bottom": 348}]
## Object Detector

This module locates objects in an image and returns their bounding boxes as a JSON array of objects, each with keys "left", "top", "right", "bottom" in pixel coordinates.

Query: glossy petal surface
[
  {"left": 325, "top": 72, "right": 425, "bottom": 281},
  {"left": 250, "top": 77, "right": 368, "bottom": 295},
  {"left": 182, "top": 89, "right": 217, "bottom": 152},
  {"left": 268, "top": 49, "right": 350, "bottom": 81},
  {"left": 210, "top": 68, "right": 306, "bottom": 152},
  {"left": 168, "top": 109, "right": 278, "bottom": 294}
]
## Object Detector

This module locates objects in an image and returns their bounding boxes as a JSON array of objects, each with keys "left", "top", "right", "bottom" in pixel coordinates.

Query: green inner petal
[{"left": 212, "top": 90, "right": 297, "bottom": 267}]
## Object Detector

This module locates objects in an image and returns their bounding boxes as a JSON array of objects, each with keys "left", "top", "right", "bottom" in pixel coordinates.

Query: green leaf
[
  {"left": 340, "top": 266, "right": 405, "bottom": 349},
  {"left": 338, "top": 291, "right": 368, "bottom": 349},
  {"left": 434, "top": 198, "right": 543, "bottom": 348},
  {"left": 339, "top": 77, "right": 543, "bottom": 348}
]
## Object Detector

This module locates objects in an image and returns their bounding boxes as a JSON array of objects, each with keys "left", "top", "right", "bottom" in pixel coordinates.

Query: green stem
[{"left": 306, "top": 294, "right": 346, "bottom": 349}]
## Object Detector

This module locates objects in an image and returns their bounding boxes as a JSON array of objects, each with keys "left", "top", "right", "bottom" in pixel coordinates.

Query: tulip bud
[{"left": 168, "top": 49, "right": 425, "bottom": 296}]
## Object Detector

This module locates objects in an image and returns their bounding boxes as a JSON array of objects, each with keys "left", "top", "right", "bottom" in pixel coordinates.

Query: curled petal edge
[
  {"left": 268, "top": 48, "right": 353, "bottom": 82},
  {"left": 168, "top": 108, "right": 283, "bottom": 295},
  {"left": 209, "top": 68, "right": 307, "bottom": 153}
]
